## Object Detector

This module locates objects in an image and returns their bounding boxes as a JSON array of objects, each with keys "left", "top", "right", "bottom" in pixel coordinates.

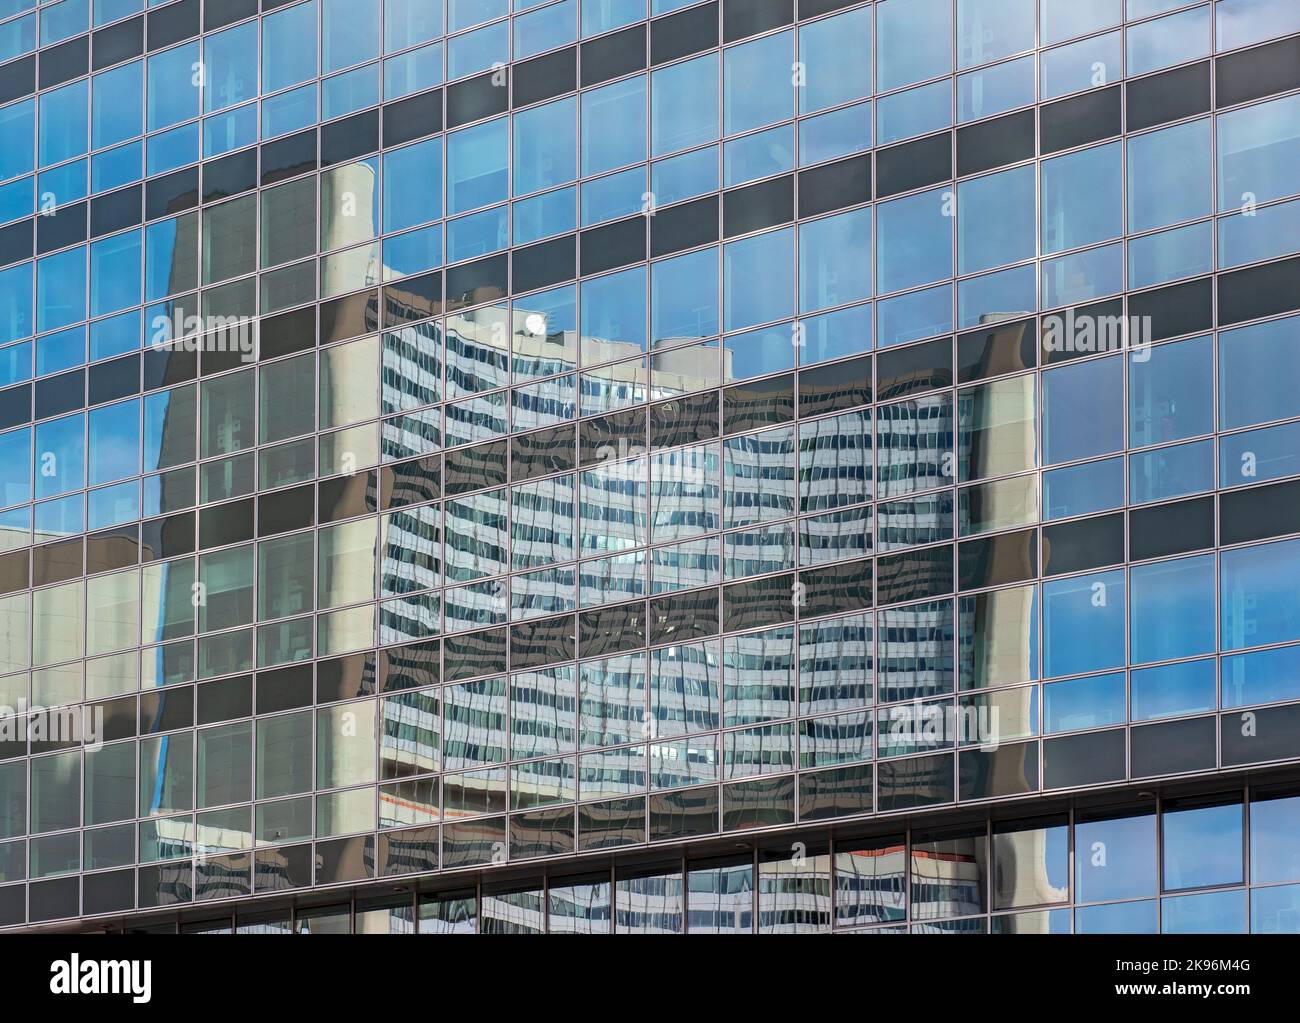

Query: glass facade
[{"left": 0, "top": 0, "right": 1297, "bottom": 931}]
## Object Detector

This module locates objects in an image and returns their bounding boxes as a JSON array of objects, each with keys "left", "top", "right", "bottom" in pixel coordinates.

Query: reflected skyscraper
[{"left": 0, "top": 0, "right": 1296, "bottom": 935}]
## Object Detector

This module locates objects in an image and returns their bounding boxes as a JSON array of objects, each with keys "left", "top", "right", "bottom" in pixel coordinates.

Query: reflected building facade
[{"left": 0, "top": 0, "right": 1297, "bottom": 934}]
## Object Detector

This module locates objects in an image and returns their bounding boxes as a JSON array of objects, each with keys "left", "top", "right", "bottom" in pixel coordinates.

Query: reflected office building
[{"left": 0, "top": 0, "right": 1299, "bottom": 934}]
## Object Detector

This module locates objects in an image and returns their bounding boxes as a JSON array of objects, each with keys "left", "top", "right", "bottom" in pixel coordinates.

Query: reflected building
[{"left": 3, "top": 0, "right": 1299, "bottom": 937}]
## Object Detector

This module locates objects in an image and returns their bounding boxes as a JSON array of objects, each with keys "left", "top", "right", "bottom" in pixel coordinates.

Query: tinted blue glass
[
  {"left": 799, "top": 7, "right": 870, "bottom": 114},
  {"left": 581, "top": 0, "right": 642, "bottom": 36},
  {"left": 1162, "top": 890, "right": 1246, "bottom": 934},
  {"left": 144, "top": 217, "right": 186, "bottom": 302},
  {"left": 88, "top": 479, "right": 138, "bottom": 530},
  {"left": 90, "top": 230, "right": 142, "bottom": 317},
  {"left": 147, "top": 122, "right": 199, "bottom": 175},
  {"left": 514, "top": 97, "right": 577, "bottom": 196},
  {"left": 1128, "top": 0, "right": 1187, "bottom": 19},
  {"left": 515, "top": 0, "right": 573, "bottom": 59},
  {"left": 323, "top": 0, "right": 379, "bottom": 74},
  {"left": 263, "top": 0, "right": 318, "bottom": 93},
  {"left": 724, "top": 227, "right": 793, "bottom": 332},
  {"left": 800, "top": 207, "right": 870, "bottom": 315},
  {"left": 448, "top": 18, "right": 507, "bottom": 79},
  {"left": 957, "top": 54, "right": 1034, "bottom": 123},
  {"left": 514, "top": 283, "right": 574, "bottom": 350},
  {"left": 0, "top": 99, "right": 34, "bottom": 181},
  {"left": 876, "top": 283, "right": 952, "bottom": 348},
  {"left": 1075, "top": 900, "right": 1157, "bottom": 934},
  {"left": 1222, "top": 538, "right": 1300, "bottom": 651},
  {"left": 0, "top": 263, "right": 33, "bottom": 345},
  {"left": 1218, "top": 93, "right": 1300, "bottom": 213},
  {"left": 1219, "top": 421, "right": 1300, "bottom": 489},
  {"left": 1129, "top": 335, "right": 1213, "bottom": 448},
  {"left": 384, "top": 41, "right": 443, "bottom": 100},
  {"left": 1130, "top": 658, "right": 1215, "bottom": 721},
  {"left": 1128, "top": 5, "right": 1210, "bottom": 76},
  {"left": 799, "top": 302, "right": 872, "bottom": 365},
  {"left": 384, "top": 138, "right": 442, "bottom": 230},
  {"left": 449, "top": 0, "right": 504, "bottom": 32},
  {"left": 799, "top": 102, "right": 871, "bottom": 166},
  {"left": 88, "top": 399, "right": 140, "bottom": 485},
  {"left": 0, "top": 340, "right": 30, "bottom": 388},
  {"left": 35, "top": 493, "right": 82, "bottom": 537},
  {"left": 1041, "top": 142, "right": 1122, "bottom": 254},
  {"left": 204, "top": 104, "right": 258, "bottom": 158},
  {"left": 724, "top": 124, "right": 793, "bottom": 187},
  {"left": 204, "top": 22, "right": 257, "bottom": 114},
  {"left": 1127, "top": 221, "right": 1213, "bottom": 290},
  {"left": 0, "top": 13, "right": 35, "bottom": 64},
  {"left": 41, "top": 0, "right": 88, "bottom": 44},
  {"left": 1164, "top": 801, "right": 1243, "bottom": 890},
  {"left": 0, "top": 426, "right": 30, "bottom": 507},
  {"left": 323, "top": 61, "right": 380, "bottom": 119},
  {"left": 383, "top": 223, "right": 442, "bottom": 277},
  {"left": 34, "top": 413, "right": 85, "bottom": 499},
  {"left": 1218, "top": 0, "right": 1300, "bottom": 49},
  {"left": 724, "top": 323, "right": 795, "bottom": 382},
  {"left": 1044, "top": 672, "right": 1126, "bottom": 733},
  {"left": 1043, "top": 569, "right": 1125, "bottom": 678},
  {"left": 651, "top": 146, "right": 717, "bottom": 205},
  {"left": 724, "top": 30, "right": 794, "bottom": 136},
  {"left": 1223, "top": 643, "right": 1300, "bottom": 709},
  {"left": 94, "top": 0, "right": 140, "bottom": 25},
  {"left": 1041, "top": 30, "right": 1121, "bottom": 100},
  {"left": 1219, "top": 315, "right": 1300, "bottom": 430},
  {"left": 91, "top": 141, "right": 142, "bottom": 194},
  {"left": 877, "top": 0, "right": 951, "bottom": 91},
  {"left": 36, "top": 247, "right": 86, "bottom": 334},
  {"left": 652, "top": 247, "right": 718, "bottom": 345},
  {"left": 141, "top": 473, "right": 166, "bottom": 517},
  {"left": 39, "top": 81, "right": 88, "bottom": 168},
  {"left": 35, "top": 326, "right": 83, "bottom": 376},
  {"left": 143, "top": 386, "right": 187, "bottom": 472},
  {"left": 958, "top": 165, "right": 1034, "bottom": 275},
  {"left": 1128, "top": 119, "right": 1212, "bottom": 233},
  {"left": 1219, "top": 196, "right": 1300, "bottom": 269},
  {"left": 1042, "top": 355, "right": 1123, "bottom": 465},
  {"left": 261, "top": 85, "right": 316, "bottom": 141},
  {"left": 446, "top": 205, "right": 507, "bottom": 262},
  {"left": 89, "top": 310, "right": 140, "bottom": 361},
  {"left": 92, "top": 61, "right": 143, "bottom": 149},
  {"left": 877, "top": 188, "right": 952, "bottom": 295},
  {"left": 1131, "top": 555, "right": 1216, "bottom": 664},
  {"left": 1042, "top": 242, "right": 1123, "bottom": 309},
  {"left": 877, "top": 79, "right": 951, "bottom": 145},
  {"left": 957, "top": 264, "right": 1037, "bottom": 329},
  {"left": 957, "top": 0, "right": 1034, "bottom": 68},
  {"left": 447, "top": 117, "right": 508, "bottom": 215},
  {"left": 1129, "top": 438, "right": 1214, "bottom": 504},
  {"left": 512, "top": 186, "right": 575, "bottom": 245},
  {"left": 1040, "top": 454, "right": 1123, "bottom": 519},
  {"left": 147, "top": 41, "right": 200, "bottom": 133},
  {"left": 1253, "top": 884, "right": 1300, "bottom": 934},
  {"left": 582, "top": 75, "right": 646, "bottom": 176},
  {"left": 582, "top": 266, "right": 646, "bottom": 358},
  {"left": 38, "top": 160, "right": 86, "bottom": 209},
  {"left": 581, "top": 166, "right": 643, "bottom": 226},
  {"left": 1251, "top": 794, "right": 1300, "bottom": 884},
  {"left": 384, "top": 0, "right": 441, "bottom": 52},
  {"left": 652, "top": 52, "right": 717, "bottom": 157},
  {"left": 1076, "top": 810, "right": 1157, "bottom": 901}
]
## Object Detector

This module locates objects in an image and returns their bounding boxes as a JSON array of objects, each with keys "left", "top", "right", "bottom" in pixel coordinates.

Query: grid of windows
[
  {"left": 111, "top": 786, "right": 1300, "bottom": 934},
  {"left": 0, "top": 0, "right": 1297, "bottom": 928}
]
